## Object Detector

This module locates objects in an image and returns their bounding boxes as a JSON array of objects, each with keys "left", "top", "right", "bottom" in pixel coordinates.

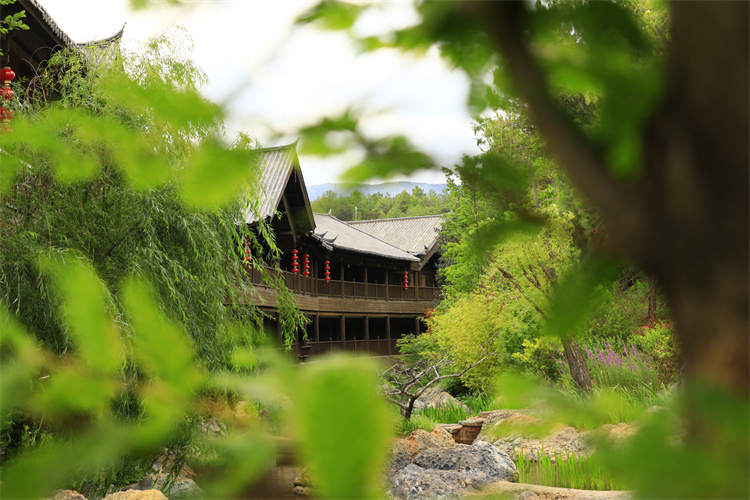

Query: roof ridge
[
  {"left": 314, "top": 213, "right": 418, "bottom": 259},
  {"left": 348, "top": 214, "right": 444, "bottom": 224},
  {"left": 254, "top": 140, "right": 299, "bottom": 153}
]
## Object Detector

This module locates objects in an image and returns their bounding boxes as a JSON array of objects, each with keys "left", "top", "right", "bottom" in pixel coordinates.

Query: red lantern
[
  {"left": 302, "top": 253, "right": 310, "bottom": 277},
  {"left": 403, "top": 270, "right": 409, "bottom": 290},
  {"left": 324, "top": 260, "right": 330, "bottom": 283},
  {"left": 291, "top": 249, "right": 299, "bottom": 274},
  {"left": 0, "top": 67, "right": 15, "bottom": 83},
  {"left": 0, "top": 67, "right": 14, "bottom": 133},
  {"left": 243, "top": 236, "right": 251, "bottom": 263}
]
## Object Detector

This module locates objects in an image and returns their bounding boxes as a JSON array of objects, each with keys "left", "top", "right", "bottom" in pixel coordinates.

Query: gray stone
[
  {"left": 389, "top": 464, "right": 466, "bottom": 500},
  {"left": 413, "top": 387, "right": 470, "bottom": 414},
  {"left": 130, "top": 474, "right": 202, "bottom": 499},
  {"left": 389, "top": 440, "right": 518, "bottom": 499}
]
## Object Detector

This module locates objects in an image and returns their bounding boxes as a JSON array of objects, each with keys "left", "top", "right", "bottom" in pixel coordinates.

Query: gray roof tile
[
  {"left": 244, "top": 143, "right": 299, "bottom": 224},
  {"left": 312, "top": 213, "right": 418, "bottom": 262},
  {"left": 347, "top": 215, "right": 443, "bottom": 255}
]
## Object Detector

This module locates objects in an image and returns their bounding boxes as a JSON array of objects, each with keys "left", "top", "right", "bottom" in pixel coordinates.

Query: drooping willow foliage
[{"left": 0, "top": 29, "right": 307, "bottom": 372}]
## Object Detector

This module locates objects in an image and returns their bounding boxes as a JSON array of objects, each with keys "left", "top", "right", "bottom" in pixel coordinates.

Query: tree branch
[{"left": 467, "top": 2, "right": 644, "bottom": 240}]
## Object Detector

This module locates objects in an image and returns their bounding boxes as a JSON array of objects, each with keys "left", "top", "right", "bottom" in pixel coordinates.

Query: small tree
[{"left": 381, "top": 333, "right": 498, "bottom": 419}]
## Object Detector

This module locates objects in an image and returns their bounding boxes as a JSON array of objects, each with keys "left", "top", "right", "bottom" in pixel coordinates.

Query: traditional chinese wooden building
[{"left": 244, "top": 143, "right": 441, "bottom": 359}]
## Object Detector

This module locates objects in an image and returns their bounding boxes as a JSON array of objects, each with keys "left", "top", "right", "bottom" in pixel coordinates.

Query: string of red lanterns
[
  {"left": 243, "top": 236, "right": 251, "bottom": 263},
  {"left": 403, "top": 270, "right": 409, "bottom": 290},
  {"left": 291, "top": 249, "right": 299, "bottom": 274},
  {"left": 302, "top": 253, "right": 310, "bottom": 278},
  {"left": 1, "top": 66, "right": 15, "bottom": 133},
  {"left": 324, "top": 260, "right": 330, "bottom": 284}
]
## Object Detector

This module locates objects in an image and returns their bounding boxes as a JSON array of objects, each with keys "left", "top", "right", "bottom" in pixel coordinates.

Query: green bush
[{"left": 632, "top": 322, "right": 682, "bottom": 386}]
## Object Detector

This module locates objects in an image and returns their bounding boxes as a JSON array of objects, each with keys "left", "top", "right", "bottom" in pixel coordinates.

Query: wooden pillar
[
  {"left": 386, "top": 315, "right": 391, "bottom": 356},
  {"left": 385, "top": 270, "right": 390, "bottom": 301},
  {"left": 413, "top": 270, "right": 418, "bottom": 301},
  {"left": 340, "top": 262, "right": 345, "bottom": 298},
  {"left": 365, "top": 315, "right": 370, "bottom": 353},
  {"left": 312, "top": 258, "right": 317, "bottom": 297},
  {"left": 340, "top": 315, "right": 346, "bottom": 351},
  {"left": 314, "top": 314, "right": 320, "bottom": 355},
  {"left": 364, "top": 266, "right": 369, "bottom": 300}
]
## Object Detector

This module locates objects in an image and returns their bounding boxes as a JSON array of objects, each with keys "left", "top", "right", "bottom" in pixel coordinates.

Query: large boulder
[
  {"left": 49, "top": 491, "right": 87, "bottom": 500},
  {"left": 413, "top": 387, "right": 470, "bottom": 414},
  {"left": 390, "top": 427, "right": 457, "bottom": 473},
  {"left": 389, "top": 440, "right": 518, "bottom": 499},
  {"left": 126, "top": 474, "right": 202, "bottom": 499},
  {"left": 103, "top": 491, "right": 167, "bottom": 500}
]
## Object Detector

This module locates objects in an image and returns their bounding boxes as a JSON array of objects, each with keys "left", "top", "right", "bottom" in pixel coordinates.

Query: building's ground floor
[{"left": 262, "top": 311, "right": 430, "bottom": 360}]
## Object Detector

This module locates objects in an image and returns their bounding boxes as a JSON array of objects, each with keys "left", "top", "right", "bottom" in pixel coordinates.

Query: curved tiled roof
[
  {"left": 243, "top": 142, "right": 312, "bottom": 224},
  {"left": 347, "top": 215, "right": 442, "bottom": 256},
  {"left": 312, "top": 213, "right": 418, "bottom": 262}
]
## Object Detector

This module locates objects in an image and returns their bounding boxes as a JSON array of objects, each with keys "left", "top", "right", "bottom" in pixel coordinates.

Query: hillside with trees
[{"left": 311, "top": 186, "right": 450, "bottom": 220}]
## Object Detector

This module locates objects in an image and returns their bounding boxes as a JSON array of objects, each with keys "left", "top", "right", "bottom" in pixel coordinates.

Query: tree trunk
[
  {"left": 475, "top": 1, "right": 749, "bottom": 404},
  {"left": 561, "top": 337, "right": 593, "bottom": 395}
]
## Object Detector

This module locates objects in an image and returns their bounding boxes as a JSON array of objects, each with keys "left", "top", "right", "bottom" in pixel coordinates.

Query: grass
[
  {"left": 419, "top": 403, "right": 472, "bottom": 424},
  {"left": 395, "top": 414, "right": 437, "bottom": 435},
  {"left": 516, "top": 449, "right": 629, "bottom": 491}
]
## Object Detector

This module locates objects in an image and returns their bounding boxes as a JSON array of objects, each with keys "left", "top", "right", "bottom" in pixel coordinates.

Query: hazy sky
[{"left": 39, "top": 0, "right": 481, "bottom": 185}]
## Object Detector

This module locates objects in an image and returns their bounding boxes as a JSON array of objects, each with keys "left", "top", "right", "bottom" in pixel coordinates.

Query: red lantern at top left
[
  {"left": 291, "top": 249, "right": 299, "bottom": 274},
  {"left": 1, "top": 66, "right": 15, "bottom": 133}
]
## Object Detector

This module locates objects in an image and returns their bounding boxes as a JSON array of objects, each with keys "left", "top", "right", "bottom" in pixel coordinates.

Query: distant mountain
[{"left": 306, "top": 182, "right": 448, "bottom": 201}]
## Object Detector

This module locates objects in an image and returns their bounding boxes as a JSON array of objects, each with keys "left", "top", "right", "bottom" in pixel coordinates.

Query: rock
[
  {"left": 390, "top": 463, "right": 466, "bottom": 500},
  {"left": 413, "top": 387, "right": 470, "bottom": 414},
  {"left": 103, "top": 491, "right": 167, "bottom": 500},
  {"left": 389, "top": 440, "right": 518, "bottom": 499},
  {"left": 412, "top": 386, "right": 443, "bottom": 411},
  {"left": 592, "top": 423, "right": 636, "bottom": 448},
  {"left": 430, "top": 426, "right": 457, "bottom": 448},
  {"left": 151, "top": 449, "right": 197, "bottom": 479},
  {"left": 413, "top": 441, "right": 517, "bottom": 483},
  {"left": 129, "top": 474, "right": 202, "bottom": 499},
  {"left": 398, "top": 428, "right": 455, "bottom": 457},
  {"left": 294, "top": 465, "right": 315, "bottom": 488},
  {"left": 477, "top": 410, "right": 542, "bottom": 444},
  {"left": 478, "top": 481, "right": 631, "bottom": 500},
  {"left": 49, "top": 490, "right": 87, "bottom": 500},
  {"left": 390, "top": 428, "right": 455, "bottom": 474}
]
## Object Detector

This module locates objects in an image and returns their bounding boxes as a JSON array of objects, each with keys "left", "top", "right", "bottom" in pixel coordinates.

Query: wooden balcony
[{"left": 245, "top": 267, "right": 437, "bottom": 315}]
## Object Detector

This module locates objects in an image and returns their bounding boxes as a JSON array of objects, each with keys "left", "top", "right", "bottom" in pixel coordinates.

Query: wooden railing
[
  {"left": 247, "top": 267, "right": 436, "bottom": 302},
  {"left": 297, "top": 338, "right": 398, "bottom": 357}
]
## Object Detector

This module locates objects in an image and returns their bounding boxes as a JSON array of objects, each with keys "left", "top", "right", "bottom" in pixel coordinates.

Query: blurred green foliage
[
  {"left": 295, "top": 1, "right": 748, "bottom": 497},
  {"left": 1, "top": 27, "right": 392, "bottom": 499}
]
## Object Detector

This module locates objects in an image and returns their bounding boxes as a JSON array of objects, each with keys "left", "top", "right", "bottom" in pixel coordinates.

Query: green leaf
[
  {"left": 180, "top": 142, "right": 260, "bottom": 208},
  {"left": 121, "top": 278, "right": 202, "bottom": 391},
  {"left": 293, "top": 355, "right": 391, "bottom": 499},
  {"left": 296, "top": 0, "right": 365, "bottom": 31},
  {"left": 544, "top": 256, "right": 618, "bottom": 339},
  {"left": 340, "top": 135, "right": 435, "bottom": 183},
  {"left": 37, "top": 255, "right": 123, "bottom": 374}
]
